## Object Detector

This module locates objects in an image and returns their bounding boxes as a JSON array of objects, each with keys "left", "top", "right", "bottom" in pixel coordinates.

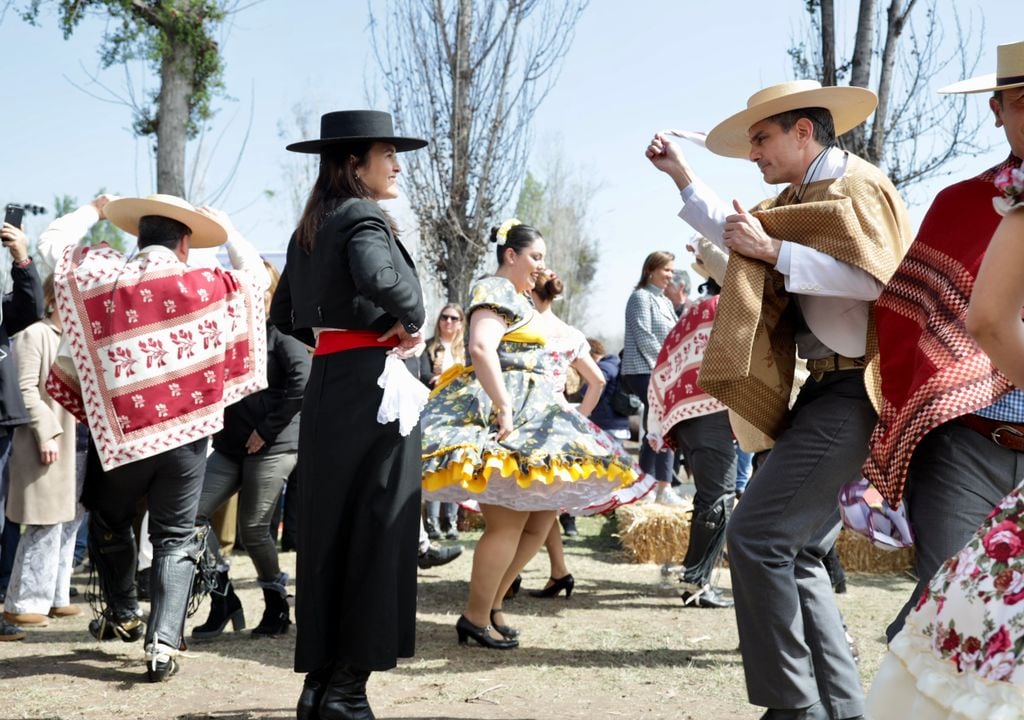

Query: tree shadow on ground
[
  {"left": 0, "top": 647, "right": 144, "bottom": 686},
  {"left": 176, "top": 711, "right": 292, "bottom": 720},
  {"left": 844, "top": 571, "right": 917, "bottom": 590},
  {"left": 417, "top": 576, "right": 703, "bottom": 615},
  {"left": 405, "top": 618, "right": 741, "bottom": 673}
]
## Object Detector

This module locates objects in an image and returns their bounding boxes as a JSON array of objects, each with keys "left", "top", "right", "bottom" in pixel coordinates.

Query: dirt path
[{"left": 1, "top": 516, "right": 914, "bottom": 720}]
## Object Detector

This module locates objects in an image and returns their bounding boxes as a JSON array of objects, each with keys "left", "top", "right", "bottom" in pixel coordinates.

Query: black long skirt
[{"left": 293, "top": 347, "right": 421, "bottom": 673}]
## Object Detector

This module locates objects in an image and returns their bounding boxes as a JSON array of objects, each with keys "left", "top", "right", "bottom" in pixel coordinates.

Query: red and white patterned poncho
[{"left": 46, "top": 243, "right": 267, "bottom": 471}]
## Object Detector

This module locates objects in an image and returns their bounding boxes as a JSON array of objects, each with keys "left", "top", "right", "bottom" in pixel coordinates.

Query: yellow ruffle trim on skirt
[{"left": 422, "top": 448, "right": 638, "bottom": 496}]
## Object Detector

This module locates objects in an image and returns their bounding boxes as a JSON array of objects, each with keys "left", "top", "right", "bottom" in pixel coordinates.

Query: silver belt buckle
[{"left": 992, "top": 425, "right": 1024, "bottom": 447}]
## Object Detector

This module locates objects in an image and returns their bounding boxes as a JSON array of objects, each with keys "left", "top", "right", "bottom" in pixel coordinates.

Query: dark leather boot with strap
[{"left": 191, "top": 568, "right": 245, "bottom": 640}]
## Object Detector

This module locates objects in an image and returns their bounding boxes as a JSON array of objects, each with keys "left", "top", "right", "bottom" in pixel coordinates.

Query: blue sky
[{"left": 1, "top": 1, "right": 1019, "bottom": 343}]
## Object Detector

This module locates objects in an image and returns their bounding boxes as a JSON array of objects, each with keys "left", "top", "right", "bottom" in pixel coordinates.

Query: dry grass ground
[{"left": 0, "top": 515, "right": 915, "bottom": 720}]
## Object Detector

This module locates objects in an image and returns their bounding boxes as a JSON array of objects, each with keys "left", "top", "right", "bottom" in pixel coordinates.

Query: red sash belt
[{"left": 314, "top": 330, "right": 399, "bottom": 356}]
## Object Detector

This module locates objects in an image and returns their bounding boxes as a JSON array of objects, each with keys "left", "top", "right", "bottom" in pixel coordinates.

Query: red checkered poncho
[{"left": 864, "top": 156, "right": 1021, "bottom": 506}]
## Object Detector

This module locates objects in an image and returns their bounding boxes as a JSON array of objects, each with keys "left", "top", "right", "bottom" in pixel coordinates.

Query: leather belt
[
  {"left": 805, "top": 354, "right": 865, "bottom": 381},
  {"left": 956, "top": 413, "right": 1024, "bottom": 452}
]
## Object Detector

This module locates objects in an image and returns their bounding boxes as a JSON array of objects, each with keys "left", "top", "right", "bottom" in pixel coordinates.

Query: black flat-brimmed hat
[{"left": 285, "top": 110, "right": 428, "bottom": 154}]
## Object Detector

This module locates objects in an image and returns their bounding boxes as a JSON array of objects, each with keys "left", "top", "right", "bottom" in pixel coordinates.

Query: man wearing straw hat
[
  {"left": 44, "top": 194, "right": 268, "bottom": 682},
  {"left": 646, "top": 80, "right": 912, "bottom": 719},
  {"left": 863, "top": 40, "right": 1024, "bottom": 643}
]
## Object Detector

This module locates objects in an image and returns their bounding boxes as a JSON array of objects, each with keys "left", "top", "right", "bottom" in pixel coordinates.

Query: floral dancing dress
[
  {"left": 421, "top": 277, "right": 638, "bottom": 512},
  {"left": 866, "top": 160, "right": 1024, "bottom": 720},
  {"left": 538, "top": 325, "right": 654, "bottom": 514}
]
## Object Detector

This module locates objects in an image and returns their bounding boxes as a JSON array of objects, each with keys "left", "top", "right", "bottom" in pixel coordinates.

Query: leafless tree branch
[
  {"left": 790, "top": 0, "right": 990, "bottom": 196},
  {"left": 371, "top": 0, "right": 588, "bottom": 303}
]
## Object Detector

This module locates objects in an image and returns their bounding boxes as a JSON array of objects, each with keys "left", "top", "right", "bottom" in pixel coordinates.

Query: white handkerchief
[
  {"left": 662, "top": 129, "right": 708, "bottom": 148},
  {"left": 376, "top": 354, "right": 429, "bottom": 436}
]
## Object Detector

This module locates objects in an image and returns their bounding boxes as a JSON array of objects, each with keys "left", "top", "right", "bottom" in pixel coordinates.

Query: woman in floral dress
[
  {"left": 421, "top": 221, "right": 638, "bottom": 649},
  {"left": 524, "top": 270, "right": 652, "bottom": 598},
  {"left": 866, "top": 161, "right": 1024, "bottom": 719}
]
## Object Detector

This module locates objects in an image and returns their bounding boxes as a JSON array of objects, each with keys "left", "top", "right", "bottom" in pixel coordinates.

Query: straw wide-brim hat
[
  {"left": 939, "top": 40, "right": 1024, "bottom": 94},
  {"left": 705, "top": 80, "right": 878, "bottom": 159},
  {"left": 104, "top": 194, "right": 228, "bottom": 249},
  {"left": 286, "top": 110, "right": 427, "bottom": 154}
]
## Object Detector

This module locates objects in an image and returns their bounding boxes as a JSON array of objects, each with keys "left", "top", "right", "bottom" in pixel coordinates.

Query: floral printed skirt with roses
[{"left": 867, "top": 486, "right": 1024, "bottom": 719}]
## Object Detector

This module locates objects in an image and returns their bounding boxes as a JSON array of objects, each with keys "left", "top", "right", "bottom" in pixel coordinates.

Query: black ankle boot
[
  {"left": 297, "top": 664, "right": 332, "bottom": 720},
  {"left": 319, "top": 665, "right": 374, "bottom": 720},
  {"left": 191, "top": 570, "right": 245, "bottom": 639},
  {"left": 252, "top": 586, "right": 291, "bottom": 636}
]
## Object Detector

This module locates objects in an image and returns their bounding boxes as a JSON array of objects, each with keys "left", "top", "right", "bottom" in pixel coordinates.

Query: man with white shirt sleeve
[
  {"left": 646, "top": 81, "right": 911, "bottom": 720},
  {"left": 44, "top": 194, "right": 268, "bottom": 684}
]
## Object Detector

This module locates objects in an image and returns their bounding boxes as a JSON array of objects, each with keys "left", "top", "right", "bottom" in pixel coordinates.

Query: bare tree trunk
[
  {"left": 374, "top": 1, "right": 587, "bottom": 301},
  {"left": 849, "top": 0, "right": 877, "bottom": 88},
  {"left": 156, "top": 35, "right": 194, "bottom": 197},
  {"left": 820, "top": 0, "right": 836, "bottom": 87},
  {"left": 840, "top": 0, "right": 877, "bottom": 156},
  {"left": 869, "top": 0, "right": 915, "bottom": 165}
]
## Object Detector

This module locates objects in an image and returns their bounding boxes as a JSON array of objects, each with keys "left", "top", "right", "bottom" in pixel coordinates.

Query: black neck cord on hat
[{"left": 794, "top": 146, "right": 832, "bottom": 204}]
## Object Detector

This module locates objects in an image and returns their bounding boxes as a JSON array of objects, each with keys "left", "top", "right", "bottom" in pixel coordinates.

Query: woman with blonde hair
[
  {"left": 420, "top": 303, "right": 466, "bottom": 539},
  {"left": 2, "top": 275, "right": 82, "bottom": 628}
]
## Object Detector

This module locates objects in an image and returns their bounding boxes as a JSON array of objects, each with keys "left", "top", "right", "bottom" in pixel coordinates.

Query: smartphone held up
[{"left": 3, "top": 204, "right": 25, "bottom": 232}]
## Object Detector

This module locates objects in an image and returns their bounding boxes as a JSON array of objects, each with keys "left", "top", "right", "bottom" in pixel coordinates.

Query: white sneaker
[{"left": 655, "top": 485, "right": 688, "bottom": 507}]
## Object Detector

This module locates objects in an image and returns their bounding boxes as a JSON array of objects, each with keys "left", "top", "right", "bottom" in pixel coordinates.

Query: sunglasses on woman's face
[{"left": 440, "top": 315, "right": 461, "bottom": 322}]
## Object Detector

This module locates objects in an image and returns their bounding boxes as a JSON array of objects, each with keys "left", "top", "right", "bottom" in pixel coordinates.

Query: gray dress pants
[
  {"left": 886, "top": 420, "right": 1024, "bottom": 640},
  {"left": 727, "top": 371, "right": 874, "bottom": 719}
]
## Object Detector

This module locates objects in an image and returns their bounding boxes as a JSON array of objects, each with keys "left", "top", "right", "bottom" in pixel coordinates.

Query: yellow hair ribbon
[{"left": 496, "top": 218, "right": 521, "bottom": 243}]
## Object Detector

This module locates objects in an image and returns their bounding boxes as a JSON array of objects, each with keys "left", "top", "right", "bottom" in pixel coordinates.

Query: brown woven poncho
[{"left": 697, "top": 154, "right": 912, "bottom": 439}]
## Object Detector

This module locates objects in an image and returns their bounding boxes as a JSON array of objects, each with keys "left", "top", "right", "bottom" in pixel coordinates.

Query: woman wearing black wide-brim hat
[{"left": 270, "top": 109, "right": 428, "bottom": 720}]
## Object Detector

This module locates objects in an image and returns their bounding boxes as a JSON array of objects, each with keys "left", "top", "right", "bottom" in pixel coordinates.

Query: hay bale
[
  {"left": 615, "top": 504, "right": 915, "bottom": 574},
  {"left": 459, "top": 508, "right": 486, "bottom": 531},
  {"left": 615, "top": 502, "right": 693, "bottom": 564},
  {"left": 834, "top": 528, "right": 914, "bottom": 574}
]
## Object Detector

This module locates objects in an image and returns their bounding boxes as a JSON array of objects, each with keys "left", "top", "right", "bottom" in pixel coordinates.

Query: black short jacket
[{"left": 270, "top": 198, "right": 425, "bottom": 347}]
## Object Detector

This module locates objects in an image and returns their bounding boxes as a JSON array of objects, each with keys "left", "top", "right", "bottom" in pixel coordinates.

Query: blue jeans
[{"left": 735, "top": 446, "right": 754, "bottom": 495}]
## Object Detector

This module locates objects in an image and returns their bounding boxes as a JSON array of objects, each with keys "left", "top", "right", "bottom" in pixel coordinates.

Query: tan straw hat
[
  {"left": 705, "top": 80, "right": 878, "bottom": 159},
  {"left": 939, "top": 40, "right": 1024, "bottom": 94},
  {"left": 104, "top": 194, "right": 228, "bottom": 249}
]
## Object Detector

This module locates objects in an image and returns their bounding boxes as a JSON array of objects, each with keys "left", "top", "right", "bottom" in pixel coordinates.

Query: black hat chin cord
[{"left": 794, "top": 146, "right": 832, "bottom": 204}]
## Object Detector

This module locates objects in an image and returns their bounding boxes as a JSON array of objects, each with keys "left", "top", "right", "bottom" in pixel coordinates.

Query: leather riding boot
[
  {"left": 680, "top": 494, "right": 732, "bottom": 589},
  {"left": 191, "top": 569, "right": 246, "bottom": 639},
  {"left": 88, "top": 513, "right": 145, "bottom": 641},
  {"left": 297, "top": 663, "right": 333, "bottom": 720},
  {"left": 319, "top": 665, "right": 374, "bottom": 720},
  {"left": 253, "top": 572, "right": 291, "bottom": 636},
  {"left": 147, "top": 529, "right": 205, "bottom": 657},
  {"left": 823, "top": 543, "right": 848, "bottom": 594}
]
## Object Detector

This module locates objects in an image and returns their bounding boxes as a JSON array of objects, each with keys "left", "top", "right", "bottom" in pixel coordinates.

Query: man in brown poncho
[{"left": 646, "top": 81, "right": 911, "bottom": 720}]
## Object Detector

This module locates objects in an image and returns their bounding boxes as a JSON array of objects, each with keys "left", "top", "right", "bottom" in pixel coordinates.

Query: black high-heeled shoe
[
  {"left": 503, "top": 574, "right": 522, "bottom": 600},
  {"left": 528, "top": 574, "right": 575, "bottom": 599},
  {"left": 455, "top": 615, "right": 518, "bottom": 649},
  {"left": 489, "top": 609, "right": 519, "bottom": 640}
]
